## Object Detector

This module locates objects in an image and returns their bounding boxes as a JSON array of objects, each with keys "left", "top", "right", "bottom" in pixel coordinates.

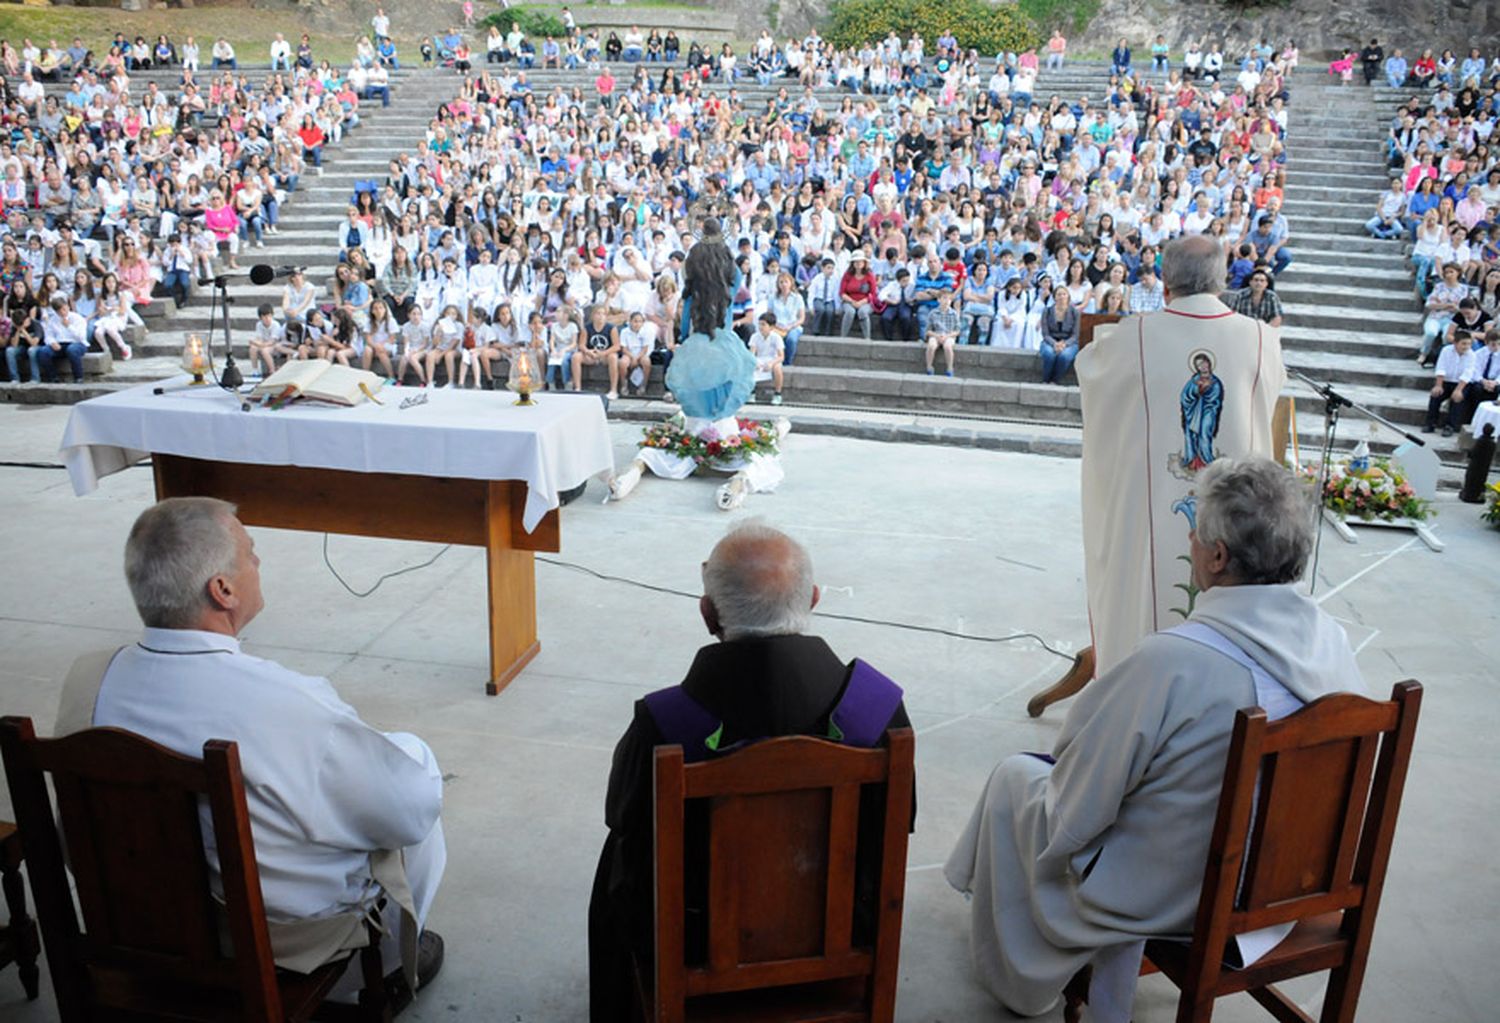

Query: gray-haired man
[
  {"left": 56, "top": 498, "right": 447, "bottom": 1001},
  {"left": 947, "top": 458, "right": 1366, "bottom": 1022},
  {"left": 586, "top": 522, "right": 913, "bottom": 1021}
]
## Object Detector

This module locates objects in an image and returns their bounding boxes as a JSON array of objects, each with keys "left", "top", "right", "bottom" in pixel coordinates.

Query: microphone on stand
[{"left": 249, "top": 264, "right": 302, "bottom": 286}]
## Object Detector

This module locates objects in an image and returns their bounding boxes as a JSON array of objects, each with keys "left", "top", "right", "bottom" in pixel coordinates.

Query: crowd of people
[
  {"left": 235, "top": 25, "right": 1299, "bottom": 399},
  {"left": 1361, "top": 43, "right": 1500, "bottom": 436},
  {"left": 0, "top": 15, "right": 402, "bottom": 383},
  {"left": 0, "top": 19, "right": 1300, "bottom": 395}
]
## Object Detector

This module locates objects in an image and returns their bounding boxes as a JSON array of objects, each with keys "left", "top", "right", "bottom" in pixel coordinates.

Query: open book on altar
[{"left": 250, "top": 360, "right": 384, "bottom": 406}]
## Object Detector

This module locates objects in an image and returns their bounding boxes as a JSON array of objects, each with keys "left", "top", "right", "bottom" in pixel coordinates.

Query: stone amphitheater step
[
  {"left": 1290, "top": 263, "right": 1414, "bottom": 290},
  {"left": 1275, "top": 281, "right": 1420, "bottom": 313},
  {"left": 1295, "top": 248, "right": 1406, "bottom": 271}
]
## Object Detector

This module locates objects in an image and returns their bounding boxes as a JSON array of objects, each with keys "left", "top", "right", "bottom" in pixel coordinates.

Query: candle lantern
[
  {"left": 507, "top": 349, "right": 539, "bottom": 406},
  {"left": 181, "top": 334, "right": 208, "bottom": 385}
]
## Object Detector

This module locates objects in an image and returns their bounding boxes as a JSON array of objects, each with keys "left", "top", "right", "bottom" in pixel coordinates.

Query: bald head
[
  {"left": 700, "top": 522, "right": 817, "bottom": 641},
  {"left": 1161, "top": 233, "right": 1226, "bottom": 300}
]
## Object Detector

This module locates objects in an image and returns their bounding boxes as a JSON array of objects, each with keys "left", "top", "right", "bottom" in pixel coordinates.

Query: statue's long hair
[{"left": 683, "top": 217, "right": 735, "bottom": 336}]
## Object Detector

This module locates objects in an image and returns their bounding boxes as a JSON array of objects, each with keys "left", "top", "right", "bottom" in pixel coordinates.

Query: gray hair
[
  {"left": 1195, "top": 458, "right": 1315, "bottom": 585},
  {"left": 1161, "top": 234, "right": 1226, "bottom": 298},
  {"left": 124, "top": 497, "right": 240, "bottom": 629},
  {"left": 701, "top": 521, "right": 815, "bottom": 641}
]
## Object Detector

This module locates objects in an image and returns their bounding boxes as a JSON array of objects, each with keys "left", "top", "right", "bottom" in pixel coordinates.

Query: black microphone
[{"left": 249, "top": 264, "right": 300, "bottom": 286}]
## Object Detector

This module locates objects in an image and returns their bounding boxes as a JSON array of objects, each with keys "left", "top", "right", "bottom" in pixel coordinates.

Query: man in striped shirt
[
  {"left": 1129, "top": 264, "right": 1165, "bottom": 313},
  {"left": 1226, "top": 268, "right": 1284, "bottom": 326}
]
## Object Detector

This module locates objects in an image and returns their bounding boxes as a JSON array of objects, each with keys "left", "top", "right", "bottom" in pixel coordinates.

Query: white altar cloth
[
  {"left": 1470, "top": 400, "right": 1500, "bottom": 440},
  {"left": 60, "top": 379, "right": 616, "bottom": 532}
]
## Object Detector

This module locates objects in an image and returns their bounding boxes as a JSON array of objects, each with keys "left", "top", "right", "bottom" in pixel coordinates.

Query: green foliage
[
  {"left": 480, "top": 7, "right": 569, "bottom": 39},
  {"left": 825, "top": 0, "right": 1041, "bottom": 56},
  {"left": 1015, "top": 0, "right": 1102, "bottom": 36}
]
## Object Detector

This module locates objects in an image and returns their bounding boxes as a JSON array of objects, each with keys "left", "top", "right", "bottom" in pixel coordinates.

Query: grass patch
[{"left": 0, "top": 3, "right": 429, "bottom": 66}]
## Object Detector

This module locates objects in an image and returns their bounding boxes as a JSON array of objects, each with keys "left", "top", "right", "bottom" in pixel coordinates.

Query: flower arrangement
[
  {"left": 1315, "top": 457, "right": 1433, "bottom": 523},
  {"left": 1483, "top": 481, "right": 1500, "bottom": 529},
  {"left": 639, "top": 414, "right": 780, "bottom": 468}
]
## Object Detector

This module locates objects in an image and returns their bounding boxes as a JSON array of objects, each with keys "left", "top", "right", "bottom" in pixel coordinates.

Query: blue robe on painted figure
[{"left": 1180, "top": 361, "right": 1224, "bottom": 472}]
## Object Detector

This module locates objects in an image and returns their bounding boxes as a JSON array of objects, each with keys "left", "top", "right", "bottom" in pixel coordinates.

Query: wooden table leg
[
  {"left": 0, "top": 823, "right": 40, "bottom": 1001},
  {"left": 484, "top": 482, "right": 560, "bottom": 696},
  {"left": 1026, "top": 645, "right": 1096, "bottom": 718}
]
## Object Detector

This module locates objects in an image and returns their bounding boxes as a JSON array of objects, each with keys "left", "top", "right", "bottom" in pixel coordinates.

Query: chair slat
[
  {"left": 1129, "top": 682, "right": 1422, "bottom": 1023},
  {"left": 0, "top": 717, "right": 385, "bottom": 1022},
  {"left": 650, "top": 730, "right": 914, "bottom": 1022}
]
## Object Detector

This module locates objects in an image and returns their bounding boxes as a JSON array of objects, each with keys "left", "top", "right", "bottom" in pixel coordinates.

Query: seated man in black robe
[{"left": 587, "top": 522, "right": 914, "bottom": 1021}]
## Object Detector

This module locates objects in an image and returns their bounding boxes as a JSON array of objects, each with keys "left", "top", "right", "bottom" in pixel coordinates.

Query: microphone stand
[
  {"left": 1290, "top": 369, "right": 1426, "bottom": 595},
  {"left": 201, "top": 274, "right": 243, "bottom": 390}
]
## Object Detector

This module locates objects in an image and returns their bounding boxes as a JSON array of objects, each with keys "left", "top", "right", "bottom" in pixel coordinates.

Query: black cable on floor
[
  {"left": 322, "top": 534, "right": 453, "bottom": 598},
  {"left": 535, "top": 555, "right": 1075, "bottom": 662}
]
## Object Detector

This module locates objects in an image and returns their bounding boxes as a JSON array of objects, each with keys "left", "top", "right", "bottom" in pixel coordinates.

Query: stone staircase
[
  {"left": 4, "top": 60, "right": 1482, "bottom": 484},
  {"left": 0, "top": 65, "right": 459, "bottom": 404}
]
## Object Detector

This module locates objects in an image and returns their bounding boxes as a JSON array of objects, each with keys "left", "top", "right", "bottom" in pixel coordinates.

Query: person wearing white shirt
[
  {"left": 36, "top": 296, "right": 89, "bottom": 382},
  {"left": 269, "top": 33, "right": 292, "bottom": 71},
  {"left": 1426, "top": 331, "right": 1477, "bottom": 436},
  {"left": 616, "top": 310, "right": 656, "bottom": 395},
  {"left": 1181, "top": 194, "right": 1215, "bottom": 235},
  {"left": 749, "top": 312, "right": 786, "bottom": 403},
  {"left": 59, "top": 499, "right": 447, "bottom": 1000},
  {"left": 807, "top": 260, "right": 841, "bottom": 334}
]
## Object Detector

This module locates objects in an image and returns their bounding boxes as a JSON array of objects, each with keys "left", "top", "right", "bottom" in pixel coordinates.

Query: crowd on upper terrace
[
  {"left": 1357, "top": 39, "right": 1500, "bottom": 433},
  {"left": 0, "top": 16, "right": 1298, "bottom": 395},
  {"left": 0, "top": 14, "right": 406, "bottom": 383}
]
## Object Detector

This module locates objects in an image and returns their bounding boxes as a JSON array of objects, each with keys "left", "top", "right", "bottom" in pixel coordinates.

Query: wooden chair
[
  {"left": 0, "top": 821, "right": 41, "bottom": 1001},
  {"left": 0, "top": 716, "right": 390, "bottom": 1022},
  {"left": 646, "top": 729, "right": 915, "bottom": 1023},
  {"left": 1066, "top": 681, "right": 1423, "bottom": 1023}
]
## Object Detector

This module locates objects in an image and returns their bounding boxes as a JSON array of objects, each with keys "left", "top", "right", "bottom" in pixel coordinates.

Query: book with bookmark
[{"left": 250, "top": 359, "right": 386, "bottom": 408}]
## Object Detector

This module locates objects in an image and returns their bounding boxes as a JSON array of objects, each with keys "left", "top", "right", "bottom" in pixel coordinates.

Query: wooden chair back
[
  {"left": 1271, "top": 395, "right": 1294, "bottom": 467},
  {"left": 1149, "top": 681, "right": 1423, "bottom": 1023},
  {"left": 1, "top": 716, "right": 300, "bottom": 1020},
  {"left": 1077, "top": 312, "right": 1124, "bottom": 349},
  {"left": 651, "top": 729, "right": 915, "bottom": 1023}
]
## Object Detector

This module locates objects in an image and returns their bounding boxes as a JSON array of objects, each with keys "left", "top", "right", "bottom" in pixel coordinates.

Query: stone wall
[{"left": 1084, "top": 0, "right": 1500, "bottom": 60}]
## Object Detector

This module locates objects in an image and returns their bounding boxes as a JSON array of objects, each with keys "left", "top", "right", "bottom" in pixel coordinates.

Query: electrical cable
[
  {"left": 321, "top": 533, "right": 452, "bottom": 598},
  {"left": 535, "top": 555, "right": 1076, "bottom": 662}
]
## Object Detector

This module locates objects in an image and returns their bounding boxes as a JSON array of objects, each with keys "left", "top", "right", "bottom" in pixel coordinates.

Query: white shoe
[
  {"left": 119, "top": 342, "right": 133, "bottom": 361},
  {"left": 716, "top": 473, "right": 750, "bottom": 511},
  {"left": 609, "top": 462, "right": 644, "bottom": 501},
  {"left": 606, "top": 390, "right": 618, "bottom": 400}
]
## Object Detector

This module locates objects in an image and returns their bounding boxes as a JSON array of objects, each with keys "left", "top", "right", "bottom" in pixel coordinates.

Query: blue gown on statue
[{"left": 665, "top": 328, "right": 757, "bottom": 420}]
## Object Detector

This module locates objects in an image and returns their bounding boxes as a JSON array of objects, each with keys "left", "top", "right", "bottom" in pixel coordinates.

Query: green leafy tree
[{"left": 825, "top": 0, "right": 1041, "bottom": 56}]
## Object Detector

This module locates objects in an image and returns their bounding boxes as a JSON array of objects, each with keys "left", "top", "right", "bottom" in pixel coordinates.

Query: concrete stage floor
[{"left": 0, "top": 402, "right": 1494, "bottom": 1022}]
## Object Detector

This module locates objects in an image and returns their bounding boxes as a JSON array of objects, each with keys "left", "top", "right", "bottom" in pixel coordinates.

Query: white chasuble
[{"left": 1076, "top": 293, "right": 1284, "bottom": 675}]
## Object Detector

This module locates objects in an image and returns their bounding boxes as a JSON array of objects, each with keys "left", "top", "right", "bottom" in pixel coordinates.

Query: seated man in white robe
[
  {"left": 56, "top": 497, "right": 448, "bottom": 1002},
  {"left": 944, "top": 458, "right": 1366, "bottom": 1021}
]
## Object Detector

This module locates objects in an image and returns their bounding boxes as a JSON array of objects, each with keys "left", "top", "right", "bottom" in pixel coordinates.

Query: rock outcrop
[{"left": 1083, "top": 0, "right": 1500, "bottom": 60}]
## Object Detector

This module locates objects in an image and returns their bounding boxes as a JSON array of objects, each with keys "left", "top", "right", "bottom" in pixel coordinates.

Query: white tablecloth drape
[
  {"left": 1470, "top": 400, "right": 1500, "bottom": 441},
  {"left": 60, "top": 379, "right": 616, "bottom": 532}
]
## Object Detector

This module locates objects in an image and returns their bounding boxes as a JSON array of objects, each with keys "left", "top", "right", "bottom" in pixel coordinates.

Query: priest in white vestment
[
  {"left": 55, "top": 498, "right": 448, "bottom": 998},
  {"left": 1076, "top": 235, "right": 1285, "bottom": 676},
  {"left": 945, "top": 459, "right": 1366, "bottom": 1020}
]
